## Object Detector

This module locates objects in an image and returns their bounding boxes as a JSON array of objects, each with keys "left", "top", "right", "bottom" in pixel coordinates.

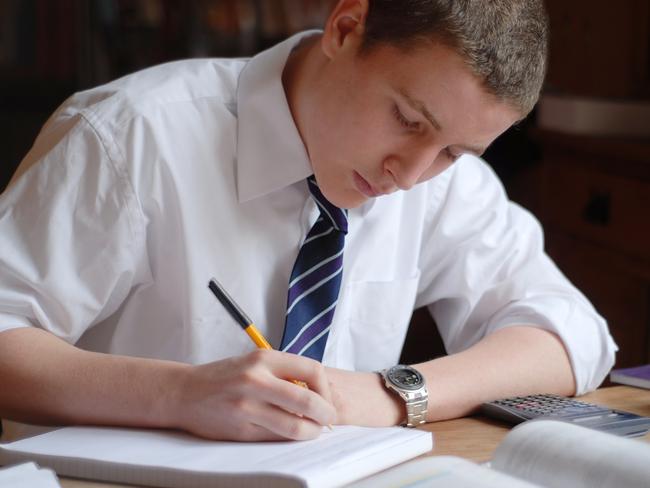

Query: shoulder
[
  {"left": 419, "top": 154, "right": 507, "bottom": 216},
  {"left": 37, "top": 58, "right": 248, "bottom": 180},
  {"left": 449, "top": 154, "right": 505, "bottom": 193},
  {"left": 59, "top": 57, "right": 247, "bottom": 129}
]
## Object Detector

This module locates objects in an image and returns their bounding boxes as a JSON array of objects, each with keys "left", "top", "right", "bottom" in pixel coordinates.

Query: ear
[{"left": 321, "top": 0, "right": 368, "bottom": 60}]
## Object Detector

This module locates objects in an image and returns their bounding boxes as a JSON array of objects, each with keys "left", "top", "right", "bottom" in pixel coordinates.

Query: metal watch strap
[
  {"left": 380, "top": 366, "right": 428, "bottom": 428},
  {"left": 403, "top": 393, "right": 428, "bottom": 427}
]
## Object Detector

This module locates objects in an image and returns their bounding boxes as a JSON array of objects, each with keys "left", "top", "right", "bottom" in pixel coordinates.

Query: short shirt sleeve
[
  {"left": 0, "top": 110, "right": 148, "bottom": 344},
  {"left": 416, "top": 155, "right": 617, "bottom": 394}
]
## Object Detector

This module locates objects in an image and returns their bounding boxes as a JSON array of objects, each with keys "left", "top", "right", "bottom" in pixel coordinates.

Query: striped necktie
[{"left": 280, "top": 176, "right": 348, "bottom": 361}]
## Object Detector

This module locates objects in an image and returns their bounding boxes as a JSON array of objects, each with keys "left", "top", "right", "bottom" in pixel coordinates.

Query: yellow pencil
[{"left": 208, "top": 278, "right": 308, "bottom": 388}]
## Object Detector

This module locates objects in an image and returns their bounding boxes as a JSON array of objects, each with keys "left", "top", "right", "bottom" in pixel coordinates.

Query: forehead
[
  {"left": 355, "top": 41, "right": 520, "bottom": 142},
  {"left": 358, "top": 40, "right": 479, "bottom": 96}
]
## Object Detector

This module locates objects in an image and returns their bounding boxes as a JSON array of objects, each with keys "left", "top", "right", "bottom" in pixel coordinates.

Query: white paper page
[
  {"left": 349, "top": 456, "right": 541, "bottom": 488},
  {"left": 0, "top": 462, "right": 61, "bottom": 488},
  {"left": 0, "top": 425, "right": 432, "bottom": 487},
  {"left": 492, "top": 420, "right": 650, "bottom": 488}
]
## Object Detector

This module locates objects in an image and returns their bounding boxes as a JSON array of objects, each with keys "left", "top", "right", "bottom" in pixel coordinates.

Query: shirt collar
[{"left": 236, "top": 31, "right": 321, "bottom": 203}]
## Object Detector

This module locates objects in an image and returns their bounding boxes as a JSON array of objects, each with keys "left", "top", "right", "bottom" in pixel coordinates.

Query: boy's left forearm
[
  {"left": 415, "top": 326, "right": 576, "bottom": 422},
  {"left": 327, "top": 326, "right": 576, "bottom": 426}
]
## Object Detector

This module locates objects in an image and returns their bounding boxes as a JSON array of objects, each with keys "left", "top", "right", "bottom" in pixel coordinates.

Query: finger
[
  {"left": 248, "top": 401, "right": 324, "bottom": 441},
  {"left": 235, "top": 350, "right": 336, "bottom": 425},
  {"left": 210, "top": 418, "right": 288, "bottom": 442},
  {"left": 254, "top": 350, "right": 336, "bottom": 422},
  {"left": 264, "top": 350, "right": 334, "bottom": 404},
  {"left": 191, "top": 393, "right": 316, "bottom": 442},
  {"left": 254, "top": 373, "right": 336, "bottom": 427},
  {"left": 220, "top": 393, "right": 323, "bottom": 441}
]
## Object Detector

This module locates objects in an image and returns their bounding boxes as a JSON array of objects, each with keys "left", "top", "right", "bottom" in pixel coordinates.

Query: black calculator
[{"left": 481, "top": 393, "right": 650, "bottom": 437}]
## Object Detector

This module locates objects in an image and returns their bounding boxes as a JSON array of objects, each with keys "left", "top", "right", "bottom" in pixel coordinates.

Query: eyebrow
[
  {"left": 397, "top": 88, "right": 486, "bottom": 156},
  {"left": 398, "top": 88, "right": 442, "bottom": 131}
]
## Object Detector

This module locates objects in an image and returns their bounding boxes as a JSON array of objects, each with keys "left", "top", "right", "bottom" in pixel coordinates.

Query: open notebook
[
  {"left": 0, "top": 425, "right": 432, "bottom": 488},
  {"left": 350, "top": 420, "right": 650, "bottom": 488}
]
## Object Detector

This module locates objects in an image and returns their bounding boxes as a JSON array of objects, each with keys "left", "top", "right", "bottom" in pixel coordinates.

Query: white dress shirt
[{"left": 0, "top": 31, "right": 616, "bottom": 396}]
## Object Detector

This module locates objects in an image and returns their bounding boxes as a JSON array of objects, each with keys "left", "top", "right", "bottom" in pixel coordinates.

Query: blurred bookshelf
[{"left": 0, "top": 0, "right": 335, "bottom": 191}]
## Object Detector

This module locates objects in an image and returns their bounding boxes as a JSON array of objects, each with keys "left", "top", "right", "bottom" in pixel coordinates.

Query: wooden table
[
  {"left": 420, "top": 386, "right": 650, "bottom": 463},
  {"left": 50, "top": 386, "right": 650, "bottom": 487}
]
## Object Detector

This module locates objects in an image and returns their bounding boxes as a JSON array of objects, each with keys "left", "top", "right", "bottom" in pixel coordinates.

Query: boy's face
[{"left": 300, "top": 27, "right": 522, "bottom": 209}]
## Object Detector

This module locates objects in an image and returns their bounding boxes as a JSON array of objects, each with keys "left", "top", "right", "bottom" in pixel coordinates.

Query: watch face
[{"left": 387, "top": 365, "right": 423, "bottom": 391}]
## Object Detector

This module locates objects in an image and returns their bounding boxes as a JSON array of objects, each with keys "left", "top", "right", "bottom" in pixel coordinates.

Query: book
[
  {"left": 350, "top": 420, "right": 650, "bottom": 488},
  {"left": 610, "top": 364, "right": 650, "bottom": 390},
  {"left": 0, "top": 424, "right": 432, "bottom": 488},
  {"left": 0, "top": 461, "right": 61, "bottom": 488}
]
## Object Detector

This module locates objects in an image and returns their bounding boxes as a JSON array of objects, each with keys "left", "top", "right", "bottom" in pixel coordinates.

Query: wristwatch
[{"left": 380, "top": 365, "right": 428, "bottom": 427}]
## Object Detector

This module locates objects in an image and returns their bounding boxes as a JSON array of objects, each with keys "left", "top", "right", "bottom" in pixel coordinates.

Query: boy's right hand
[{"left": 169, "top": 349, "right": 337, "bottom": 441}]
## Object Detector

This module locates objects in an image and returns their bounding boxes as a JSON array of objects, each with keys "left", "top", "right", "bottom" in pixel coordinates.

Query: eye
[{"left": 392, "top": 104, "right": 420, "bottom": 131}]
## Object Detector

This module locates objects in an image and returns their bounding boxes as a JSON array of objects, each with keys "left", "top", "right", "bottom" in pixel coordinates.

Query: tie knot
[{"left": 307, "top": 176, "right": 348, "bottom": 234}]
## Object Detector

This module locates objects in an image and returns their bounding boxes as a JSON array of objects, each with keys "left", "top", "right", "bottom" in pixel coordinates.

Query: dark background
[{"left": 1, "top": 0, "right": 649, "bottom": 370}]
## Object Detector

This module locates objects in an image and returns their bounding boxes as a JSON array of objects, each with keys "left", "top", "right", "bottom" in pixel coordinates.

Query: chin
[
  {"left": 313, "top": 169, "right": 368, "bottom": 209},
  {"left": 332, "top": 190, "right": 368, "bottom": 210}
]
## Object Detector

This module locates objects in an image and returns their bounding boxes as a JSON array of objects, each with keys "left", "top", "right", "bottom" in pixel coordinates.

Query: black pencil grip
[{"left": 208, "top": 279, "right": 251, "bottom": 330}]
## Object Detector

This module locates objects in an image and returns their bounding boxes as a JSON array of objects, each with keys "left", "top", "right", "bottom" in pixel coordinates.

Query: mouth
[{"left": 353, "top": 171, "right": 380, "bottom": 198}]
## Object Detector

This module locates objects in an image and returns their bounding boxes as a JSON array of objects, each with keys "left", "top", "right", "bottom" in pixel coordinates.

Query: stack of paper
[
  {"left": 0, "top": 462, "right": 61, "bottom": 488},
  {"left": 0, "top": 425, "right": 433, "bottom": 488}
]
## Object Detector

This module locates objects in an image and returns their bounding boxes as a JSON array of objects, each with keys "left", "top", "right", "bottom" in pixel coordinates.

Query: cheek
[
  {"left": 310, "top": 95, "right": 396, "bottom": 169},
  {"left": 354, "top": 114, "right": 398, "bottom": 159},
  {"left": 417, "top": 157, "right": 454, "bottom": 183},
  {"left": 325, "top": 117, "right": 387, "bottom": 162}
]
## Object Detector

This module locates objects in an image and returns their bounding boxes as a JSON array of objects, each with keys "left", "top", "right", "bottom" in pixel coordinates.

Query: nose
[{"left": 383, "top": 146, "right": 441, "bottom": 191}]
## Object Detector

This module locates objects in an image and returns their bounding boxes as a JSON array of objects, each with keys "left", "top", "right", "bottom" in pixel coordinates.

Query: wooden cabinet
[
  {"left": 545, "top": 0, "right": 650, "bottom": 99},
  {"left": 541, "top": 154, "right": 650, "bottom": 261},
  {"left": 536, "top": 1, "right": 650, "bottom": 369},
  {"left": 537, "top": 132, "right": 650, "bottom": 368}
]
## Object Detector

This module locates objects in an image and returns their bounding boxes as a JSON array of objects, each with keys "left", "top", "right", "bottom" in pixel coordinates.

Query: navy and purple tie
[{"left": 280, "top": 176, "right": 348, "bottom": 361}]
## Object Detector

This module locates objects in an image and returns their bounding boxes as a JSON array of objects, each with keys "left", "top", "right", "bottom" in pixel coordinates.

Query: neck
[{"left": 282, "top": 34, "right": 323, "bottom": 155}]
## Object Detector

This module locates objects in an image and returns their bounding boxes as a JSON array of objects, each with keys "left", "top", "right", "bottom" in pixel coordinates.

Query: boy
[{"left": 0, "top": 0, "right": 615, "bottom": 441}]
